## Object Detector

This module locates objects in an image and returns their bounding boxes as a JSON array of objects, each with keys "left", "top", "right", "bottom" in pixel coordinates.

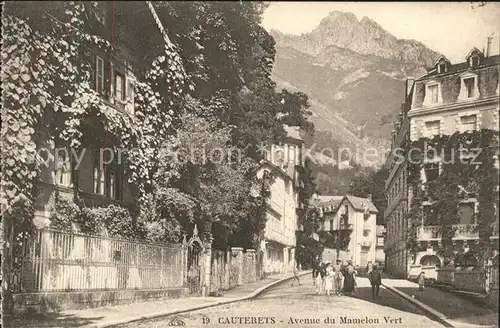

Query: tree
[{"left": 348, "top": 167, "right": 388, "bottom": 225}]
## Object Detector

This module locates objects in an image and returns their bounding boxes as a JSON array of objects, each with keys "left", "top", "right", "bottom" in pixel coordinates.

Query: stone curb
[
  {"left": 95, "top": 271, "right": 311, "bottom": 328},
  {"left": 382, "top": 283, "right": 455, "bottom": 328}
]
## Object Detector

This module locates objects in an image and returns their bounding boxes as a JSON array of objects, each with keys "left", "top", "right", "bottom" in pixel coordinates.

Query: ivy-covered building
[
  {"left": 387, "top": 48, "right": 499, "bottom": 280},
  {"left": 256, "top": 126, "right": 303, "bottom": 274},
  {"left": 29, "top": 2, "right": 181, "bottom": 231},
  {"left": 317, "top": 195, "right": 379, "bottom": 267}
]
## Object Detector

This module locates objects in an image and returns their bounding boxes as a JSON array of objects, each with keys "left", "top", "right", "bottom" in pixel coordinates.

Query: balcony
[
  {"left": 342, "top": 223, "right": 354, "bottom": 230},
  {"left": 416, "top": 224, "right": 479, "bottom": 241},
  {"left": 361, "top": 241, "right": 372, "bottom": 248}
]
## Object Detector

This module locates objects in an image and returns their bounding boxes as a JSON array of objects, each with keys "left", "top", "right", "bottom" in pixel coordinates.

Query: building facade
[
  {"left": 256, "top": 126, "right": 303, "bottom": 274},
  {"left": 385, "top": 48, "right": 499, "bottom": 279},
  {"left": 375, "top": 225, "right": 386, "bottom": 267},
  {"left": 318, "top": 195, "right": 379, "bottom": 267},
  {"left": 383, "top": 78, "right": 414, "bottom": 277},
  {"left": 33, "top": 2, "right": 151, "bottom": 229},
  {"left": 407, "top": 50, "right": 499, "bottom": 274}
]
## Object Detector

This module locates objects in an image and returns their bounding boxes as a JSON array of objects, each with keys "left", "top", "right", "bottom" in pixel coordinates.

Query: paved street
[{"left": 122, "top": 276, "right": 444, "bottom": 328}]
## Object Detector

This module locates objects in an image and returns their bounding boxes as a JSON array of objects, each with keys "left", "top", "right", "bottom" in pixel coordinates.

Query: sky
[{"left": 261, "top": 2, "right": 500, "bottom": 63}]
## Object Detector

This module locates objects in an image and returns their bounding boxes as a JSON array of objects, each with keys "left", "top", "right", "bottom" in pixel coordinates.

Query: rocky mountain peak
[
  {"left": 274, "top": 11, "right": 440, "bottom": 68},
  {"left": 320, "top": 10, "right": 358, "bottom": 25}
]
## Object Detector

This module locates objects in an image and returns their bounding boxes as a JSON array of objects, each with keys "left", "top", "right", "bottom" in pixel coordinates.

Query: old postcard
[{"left": 1, "top": 1, "right": 499, "bottom": 327}]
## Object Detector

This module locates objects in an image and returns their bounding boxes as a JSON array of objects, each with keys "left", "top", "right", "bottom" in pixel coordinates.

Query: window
[
  {"left": 288, "top": 145, "right": 296, "bottom": 165},
  {"left": 458, "top": 202, "right": 475, "bottom": 225},
  {"left": 94, "top": 56, "right": 104, "bottom": 94},
  {"left": 274, "top": 148, "right": 284, "bottom": 165},
  {"left": 108, "top": 171, "right": 116, "bottom": 200},
  {"left": 329, "top": 219, "right": 333, "bottom": 231},
  {"left": 55, "top": 152, "right": 72, "bottom": 187},
  {"left": 470, "top": 56, "right": 479, "bottom": 67},
  {"left": 428, "top": 85, "right": 439, "bottom": 103},
  {"left": 93, "top": 166, "right": 105, "bottom": 195},
  {"left": 425, "top": 120, "right": 440, "bottom": 137},
  {"left": 461, "top": 115, "right": 477, "bottom": 132},
  {"left": 464, "top": 78, "right": 475, "bottom": 98},
  {"left": 424, "top": 163, "right": 439, "bottom": 182},
  {"left": 423, "top": 205, "right": 437, "bottom": 225},
  {"left": 126, "top": 80, "right": 135, "bottom": 114},
  {"left": 438, "top": 64, "right": 446, "bottom": 74},
  {"left": 94, "top": 2, "right": 107, "bottom": 26},
  {"left": 114, "top": 72, "right": 125, "bottom": 102}
]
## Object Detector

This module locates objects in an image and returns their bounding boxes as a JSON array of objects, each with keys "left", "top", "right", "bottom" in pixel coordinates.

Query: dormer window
[
  {"left": 470, "top": 56, "right": 480, "bottom": 67},
  {"left": 466, "top": 48, "right": 483, "bottom": 68},
  {"left": 434, "top": 56, "right": 450, "bottom": 74}
]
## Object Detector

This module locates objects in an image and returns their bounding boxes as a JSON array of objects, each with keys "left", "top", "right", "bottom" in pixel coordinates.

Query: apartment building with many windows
[{"left": 384, "top": 48, "right": 499, "bottom": 278}]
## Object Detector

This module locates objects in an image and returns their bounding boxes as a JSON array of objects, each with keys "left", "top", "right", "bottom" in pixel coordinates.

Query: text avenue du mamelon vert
[{"left": 212, "top": 316, "right": 403, "bottom": 325}]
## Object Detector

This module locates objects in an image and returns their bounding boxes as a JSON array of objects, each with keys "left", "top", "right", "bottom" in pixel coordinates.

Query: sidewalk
[
  {"left": 6, "top": 271, "right": 310, "bottom": 328},
  {"left": 382, "top": 279, "right": 498, "bottom": 328}
]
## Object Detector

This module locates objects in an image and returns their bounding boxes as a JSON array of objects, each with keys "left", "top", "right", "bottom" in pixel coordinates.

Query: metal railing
[
  {"left": 15, "top": 229, "right": 185, "bottom": 293},
  {"left": 416, "top": 224, "right": 479, "bottom": 241}
]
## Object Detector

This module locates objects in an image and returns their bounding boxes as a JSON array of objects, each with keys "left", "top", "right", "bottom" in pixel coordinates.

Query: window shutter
[
  {"left": 104, "top": 58, "right": 112, "bottom": 100},
  {"left": 127, "top": 79, "right": 135, "bottom": 114}
]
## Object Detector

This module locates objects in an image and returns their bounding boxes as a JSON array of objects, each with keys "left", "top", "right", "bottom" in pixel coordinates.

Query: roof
[
  {"left": 284, "top": 125, "right": 303, "bottom": 141},
  {"left": 256, "top": 159, "right": 293, "bottom": 182},
  {"left": 345, "top": 195, "right": 379, "bottom": 213},
  {"left": 433, "top": 55, "right": 451, "bottom": 67},
  {"left": 465, "top": 47, "right": 483, "bottom": 60},
  {"left": 316, "top": 195, "right": 379, "bottom": 214},
  {"left": 314, "top": 195, "right": 343, "bottom": 211},
  {"left": 420, "top": 54, "right": 500, "bottom": 80}
]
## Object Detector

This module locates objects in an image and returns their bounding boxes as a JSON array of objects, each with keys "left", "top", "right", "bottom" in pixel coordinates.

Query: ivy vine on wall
[{"left": 404, "top": 129, "right": 499, "bottom": 262}]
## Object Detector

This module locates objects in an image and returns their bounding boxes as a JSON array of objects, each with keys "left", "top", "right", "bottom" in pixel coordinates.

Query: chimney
[
  {"left": 486, "top": 35, "right": 493, "bottom": 57},
  {"left": 367, "top": 194, "right": 372, "bottom": 202},
  {"left": 405, "top": 77, "right": 415, "bottom": 98}
]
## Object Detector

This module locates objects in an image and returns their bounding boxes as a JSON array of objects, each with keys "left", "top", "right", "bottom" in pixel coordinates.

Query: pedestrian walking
[
  {"left": 324, "top": 263, "right": 334, "bottom": 296},
  {"left": 312, "top": 259, "right": 320, "bottom": 287},
  {"left": 316, "top": 263, "right": 326, "bottom": 295},
  {"left": 417, "top": 271, "right": 425, "bottom": 291},
  {"left": 368, "top": 264, "right": 382, "bottom": 299},
  {"left": 342, "top": 260, "right": 356, "bottom": 296},
  {"left": 334, "top": 259, "right": 343, "bottom": 296},
  {"left": 291, "top": 265, "right": 301, "bottom": 287}
]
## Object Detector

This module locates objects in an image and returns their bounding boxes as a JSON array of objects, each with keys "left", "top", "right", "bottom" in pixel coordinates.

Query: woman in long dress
[
  {"left": 342, "top": 261, "right": 356, "bottom": 296},
  {"left": 324, "top": 263, "right": 334, "bottom": 296}
]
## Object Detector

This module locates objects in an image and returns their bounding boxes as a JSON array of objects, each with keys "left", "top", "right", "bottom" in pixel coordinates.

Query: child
[
  {"left": 417, "top": 271, "right": 425, "bottom": 291},
  {"left": 291, "top": 266, "right": 301, "bottom": 287}
]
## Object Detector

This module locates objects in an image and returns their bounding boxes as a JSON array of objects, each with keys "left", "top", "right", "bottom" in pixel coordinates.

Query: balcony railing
[
  {"left": 416, "top": 224, "right": 479, "bottom": 241},
  {"left": 361, "top": 241, "right": 372, "bottom": 248}
]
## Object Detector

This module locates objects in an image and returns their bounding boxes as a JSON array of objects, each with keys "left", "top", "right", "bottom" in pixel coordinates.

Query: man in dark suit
[{"left": 368, "top": 264, "right": 382, "bottom": 299}]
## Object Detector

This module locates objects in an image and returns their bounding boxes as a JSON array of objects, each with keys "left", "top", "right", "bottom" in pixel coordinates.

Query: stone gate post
[{"left": 231, "top": 247, "right": 244, "bottom": 285}]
